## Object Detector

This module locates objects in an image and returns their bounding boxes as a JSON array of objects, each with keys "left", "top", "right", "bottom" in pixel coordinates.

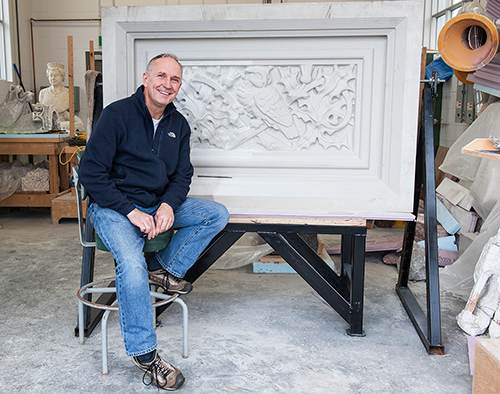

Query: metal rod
[{"left": 420, "top": 79, "right": 446, "bottom": 83}]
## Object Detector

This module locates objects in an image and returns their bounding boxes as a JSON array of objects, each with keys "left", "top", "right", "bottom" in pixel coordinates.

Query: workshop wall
[
  {"left": 5, "top": 0, "right": 470, "bottom": 151},
  {"left": 4, "top": 0, "right": 345, "bottom": 129},
  {"left": 1, "top": 0, "right": 471, "bottom": 149},
  {"left": 0, "top": 0, "right": 31, "bottom": 103},
  {"left": 440, "top": 77, "right": 469, "bottom": 148}
]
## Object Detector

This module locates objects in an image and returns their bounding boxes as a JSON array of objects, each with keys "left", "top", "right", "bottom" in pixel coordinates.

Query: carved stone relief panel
[
  {"left": 177, "top": 63, "right": 356, "bottom": 153},
  {"left": 102, "top": 2, "right": 423, "bottom": 218}
]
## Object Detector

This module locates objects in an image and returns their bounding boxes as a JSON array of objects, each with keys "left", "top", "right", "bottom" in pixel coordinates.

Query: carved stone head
[{"left": 46, "top": 62, "right": 66, "bottom": 82}]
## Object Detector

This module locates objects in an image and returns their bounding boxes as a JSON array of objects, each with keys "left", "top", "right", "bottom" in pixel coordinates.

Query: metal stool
[{"left": 77, "top": 277, "right": 188, "bottom": 375}]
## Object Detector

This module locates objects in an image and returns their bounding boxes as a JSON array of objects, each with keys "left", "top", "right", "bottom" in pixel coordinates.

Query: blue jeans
[{"left": 87, "top": 197, "right": 229, "bottom": 357}]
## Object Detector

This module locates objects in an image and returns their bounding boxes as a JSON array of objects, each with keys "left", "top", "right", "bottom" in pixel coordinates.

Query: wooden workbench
[{"left": 0, "top": 132, "right": 71, "bottom": 221}]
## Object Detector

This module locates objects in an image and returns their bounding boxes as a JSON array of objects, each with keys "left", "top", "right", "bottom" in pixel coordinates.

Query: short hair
[
  {"left": 46, "top": 62, "right": 65, "bottom": 79},
  {"left": 146, "top": 53, "right": 183, "bottom": 75}
]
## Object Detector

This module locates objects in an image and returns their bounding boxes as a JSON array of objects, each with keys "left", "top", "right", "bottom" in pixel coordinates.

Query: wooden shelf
[
  {"left": 462, "top": 138, "right": 500, "bottom": 161},
  {"left": 0, "top": 132, "right": 72, "bottom": 223}
]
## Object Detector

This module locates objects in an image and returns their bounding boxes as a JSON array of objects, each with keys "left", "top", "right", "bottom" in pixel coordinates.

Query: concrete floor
[{"left": 0, "top": 208, "right": 472, "bottom": 393}]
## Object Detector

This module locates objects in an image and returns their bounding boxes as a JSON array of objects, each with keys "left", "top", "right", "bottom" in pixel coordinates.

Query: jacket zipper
[{"left": 158, "top": 131, "right": 163, "bottom": 157}]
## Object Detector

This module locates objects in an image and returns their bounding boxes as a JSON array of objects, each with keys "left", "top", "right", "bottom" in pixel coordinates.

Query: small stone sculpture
[
  {"left": 38, "top": 62, "right": 84, "bottom": 131},
  {"left": 0, "top": 85, "right": 60, "bottom": 134},
  {"left": 456, "top": 228, "right": 500, "bottom": 337}
]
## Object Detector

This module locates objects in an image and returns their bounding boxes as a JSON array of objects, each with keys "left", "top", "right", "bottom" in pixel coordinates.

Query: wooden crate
[
  {"left": 51, "top": 191, "right": 85, "bottom": 224},
  {"left": 473, "top": 338, "right": 500, "bottom": 394}
]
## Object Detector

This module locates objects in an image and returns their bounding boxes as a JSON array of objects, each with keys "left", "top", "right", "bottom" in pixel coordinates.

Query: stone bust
[{"left": 38, "top": 62, "right": 84, "bottom": 131}]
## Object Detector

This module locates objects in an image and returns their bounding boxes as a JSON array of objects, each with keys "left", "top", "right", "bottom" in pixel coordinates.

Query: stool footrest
[{"left": 77, "top": 277, "right": 188, "bottom": 375}]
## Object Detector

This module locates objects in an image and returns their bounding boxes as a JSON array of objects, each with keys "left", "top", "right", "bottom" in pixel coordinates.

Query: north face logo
[{"left": 168, "top": 132, "right": 176, "bottom": 138}]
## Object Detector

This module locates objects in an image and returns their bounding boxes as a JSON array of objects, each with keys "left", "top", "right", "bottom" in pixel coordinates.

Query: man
[{"left": 79, "top": 53, "right": 229, "bottom": 390}]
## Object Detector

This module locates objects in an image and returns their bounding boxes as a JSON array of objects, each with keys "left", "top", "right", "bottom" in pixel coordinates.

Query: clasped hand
[{"left": 126, "top": 203, "right": 174, "bottom": 240}]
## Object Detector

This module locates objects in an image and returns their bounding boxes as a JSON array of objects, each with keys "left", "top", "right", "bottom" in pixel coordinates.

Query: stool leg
[
  {"left": 78, "top": 299, "right": 85, "bottom": 344},
  {"left": 101, "top": 309, "right": 112, "bottom": 375},
  {"left": 101, "top": 310, "right": 111, "bottom": 375},
  {"left": 150, "top": 284, "right": 157, "bottom": 328},
  {"left": 101, "top": 300, "right": 117, "bottom": 375},
  {"left": 174, "top": 298, "right": 189, "bottom": 359}
]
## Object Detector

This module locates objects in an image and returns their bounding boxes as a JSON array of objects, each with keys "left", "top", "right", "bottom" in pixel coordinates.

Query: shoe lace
[
  {"left": 168, "top": 274, "right": 182, "bottom": 285},
  {"left": 142, "top": 356, "right": 173, "bottom": 388}
]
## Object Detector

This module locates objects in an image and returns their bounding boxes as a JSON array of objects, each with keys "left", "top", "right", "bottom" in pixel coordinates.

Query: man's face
[{"left": 143, "top": 57, "right": 182, "bottom": 113}]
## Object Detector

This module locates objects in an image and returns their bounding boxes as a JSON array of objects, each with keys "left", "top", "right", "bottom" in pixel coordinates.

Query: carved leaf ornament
[{"left": 176, "top": 64, "right": 356, "bottom": 151}]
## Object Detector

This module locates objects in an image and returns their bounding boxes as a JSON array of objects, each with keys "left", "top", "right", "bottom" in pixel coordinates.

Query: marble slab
[{"left": 102, "top": 1, "right": 423, "bottom": 219}]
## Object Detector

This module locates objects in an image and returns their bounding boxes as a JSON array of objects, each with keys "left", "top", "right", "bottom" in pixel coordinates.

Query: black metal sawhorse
[
  {"left": 77, "top": 217, "right": 367, "bottom": 337},
  {"left": 76, "top": 90, "right": 443, "bottom": 348},
  {"left": 183, "top": 218, "right": 368, "bottom": 336},
  {"left": 396, "top": 87, "right": 445, "bottom": 355}
]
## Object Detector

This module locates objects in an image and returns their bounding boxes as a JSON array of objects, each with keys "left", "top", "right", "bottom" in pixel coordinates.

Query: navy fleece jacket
[{"left": 79, "top": 86, "right": 193, "bottom": 217}]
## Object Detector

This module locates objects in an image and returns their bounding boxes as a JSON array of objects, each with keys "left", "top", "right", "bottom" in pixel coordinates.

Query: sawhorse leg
[
  {"left": 185, "top": 230, "right": 244, "bottom": 283},
  {"left": 184, "top": 222, "right": 367, "bottom": 336},
  {"left": 396, "top": 87, "right": 444, "bottom": 355},
  {"left": 75, "top": 218, "right": 116, "bottom": 337},
  {"left": 260, "top": 231, "right": 366, "bottom": 336}
]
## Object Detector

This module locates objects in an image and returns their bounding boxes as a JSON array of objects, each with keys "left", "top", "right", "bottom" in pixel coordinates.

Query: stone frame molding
[{"left": 102, "top": 2, "right": 423, "bottom": 219}]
